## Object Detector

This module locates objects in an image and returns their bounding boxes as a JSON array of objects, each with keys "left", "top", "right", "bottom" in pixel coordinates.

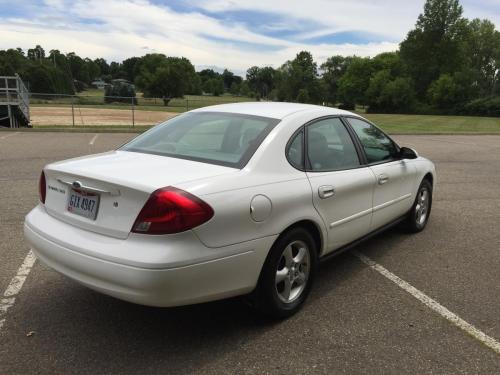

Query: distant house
[{"left": 91, "top": 79, "right": 108, "bottom": 90}]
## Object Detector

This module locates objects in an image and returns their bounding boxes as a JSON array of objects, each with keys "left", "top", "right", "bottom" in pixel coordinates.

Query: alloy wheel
[
  {"left": 275, "top": 240, "right": 310, "bottom": 303},
  {"left": 415, "top": 187, "right": 429, "bottom": 226}
]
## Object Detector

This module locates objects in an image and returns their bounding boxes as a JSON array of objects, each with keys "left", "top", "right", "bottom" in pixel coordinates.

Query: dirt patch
[{"left": 30, "top": 106, "right": 178, "bottom": 126}]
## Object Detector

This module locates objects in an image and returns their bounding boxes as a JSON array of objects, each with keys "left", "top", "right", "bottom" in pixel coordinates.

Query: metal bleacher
[{"left": 0, "top": 74, "right": 30, "bottom": 128}]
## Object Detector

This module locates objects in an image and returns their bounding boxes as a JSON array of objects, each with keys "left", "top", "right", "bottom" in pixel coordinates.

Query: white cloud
[
  {"left": 0, "top": 0, "right": 497, "bottom": 74},
  {"left": 193, "top": 0, "right": 423, "bottom": 40}
]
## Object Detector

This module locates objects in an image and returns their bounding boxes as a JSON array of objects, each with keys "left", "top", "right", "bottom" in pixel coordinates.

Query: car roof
[{"left": 191, "top": 102, "right": 356, "bottom": 120}]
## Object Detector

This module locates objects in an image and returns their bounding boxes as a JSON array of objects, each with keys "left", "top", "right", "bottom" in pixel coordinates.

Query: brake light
[
  {"left": 39, "top": 171, "right": 46, "bottom": 204},
  {"left": 132, "top": 187, "right": 214, "bottom": 235}
]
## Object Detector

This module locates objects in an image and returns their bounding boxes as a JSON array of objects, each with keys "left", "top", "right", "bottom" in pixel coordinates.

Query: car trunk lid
[{"left": 43, "top": 150, "right": 236, "bottom": 239}]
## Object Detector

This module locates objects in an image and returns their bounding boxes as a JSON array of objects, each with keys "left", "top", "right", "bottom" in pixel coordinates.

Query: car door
[
  {"left": 302, "top": 117, "right": 376, "bottom": 252},
  {"left": 346, "top": 117, "right": 417, "bottom": 230}
]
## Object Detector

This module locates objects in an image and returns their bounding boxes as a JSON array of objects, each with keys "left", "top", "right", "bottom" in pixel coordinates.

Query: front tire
[
  {"left": 403, "top": 179, "right": 433, "bottom": 233},
  {"left": 253, "top": 227, "right": 318, "bottom": 319}
]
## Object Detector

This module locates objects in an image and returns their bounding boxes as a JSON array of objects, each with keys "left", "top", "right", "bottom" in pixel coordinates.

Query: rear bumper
[{"left": 24, "top": 205, "right": 276, "bottom": 307}]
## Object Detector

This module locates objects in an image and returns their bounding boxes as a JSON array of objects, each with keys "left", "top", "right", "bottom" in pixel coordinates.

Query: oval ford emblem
[{"left": 72, "top": 181, "right": 82, "bottom": 189}]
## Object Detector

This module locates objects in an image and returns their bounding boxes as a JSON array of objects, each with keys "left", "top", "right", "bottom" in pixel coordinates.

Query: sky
[{"left": 0, "top": 0, "right": 499, "bottom": 75}]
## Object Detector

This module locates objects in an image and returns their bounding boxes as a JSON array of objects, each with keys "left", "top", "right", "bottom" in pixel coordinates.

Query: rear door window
[
  {"left": 287, "top": 130, "right": 304, "bottom": 170},
  {"left": 306, "top": 117, "right": 360, "bottom": 171}
]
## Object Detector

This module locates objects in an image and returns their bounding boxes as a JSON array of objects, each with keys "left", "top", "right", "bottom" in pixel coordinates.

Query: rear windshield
[{"left": 121, "top": 112, "right": 280, "bottom": 168}]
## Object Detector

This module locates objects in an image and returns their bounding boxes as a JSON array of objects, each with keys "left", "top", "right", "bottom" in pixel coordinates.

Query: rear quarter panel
[{"left": 178, "top": 110, "right": 329, "bottom": 251}]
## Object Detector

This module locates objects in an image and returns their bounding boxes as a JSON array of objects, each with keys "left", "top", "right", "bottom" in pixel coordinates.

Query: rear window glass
[{"left": 121, "top": 112, "right": 280, "bottom": 168}]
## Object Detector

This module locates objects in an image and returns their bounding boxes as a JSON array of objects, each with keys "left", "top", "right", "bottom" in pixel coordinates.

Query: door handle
[
  {"left": 378, "top": 174, "right": 389, "bottom": 185},
  {"left": 318, "top": 185, "right": 335, "bottom": 199}
]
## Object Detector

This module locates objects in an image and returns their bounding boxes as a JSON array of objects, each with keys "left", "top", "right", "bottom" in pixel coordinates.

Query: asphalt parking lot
[{"left": 0, "top": 131, "right": 499, "bottom": 374}]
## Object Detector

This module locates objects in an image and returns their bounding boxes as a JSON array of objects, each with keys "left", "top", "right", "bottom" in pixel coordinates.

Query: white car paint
[{"left": 24, "top": 102, "right": 436, "bottom": 307}]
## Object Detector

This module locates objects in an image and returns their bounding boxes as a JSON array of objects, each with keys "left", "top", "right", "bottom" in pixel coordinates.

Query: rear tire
[
  {"left": 403, "top": 179, "right": 433, "bottom": 233},
  {"left": 252, "top": 227, "right": 318, "bottom": 319}
]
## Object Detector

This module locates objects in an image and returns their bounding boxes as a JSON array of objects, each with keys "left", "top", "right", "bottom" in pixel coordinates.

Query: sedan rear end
[{"left": 24, "top": 111, "right": 280, "bottom": 306}]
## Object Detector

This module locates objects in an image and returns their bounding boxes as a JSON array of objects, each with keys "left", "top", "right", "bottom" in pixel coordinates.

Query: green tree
[
  {"left": 276, "top": 51, "right": 322, "bottom": 103},
  {"left": 0, "top": 59, "right": 15, "bottom": 75},
  {"left": 189, "top": 73, "right": 203, "bottom": 95},
  {"left": 337, "top": 57, "right": 373, "bottom": 107},
  {"left": 66, "top": 52, "right": 90, "bottom": 83},
  {"left": 94, "top": 58, "right": 110, "bottom": 75},
  {"left": 202, "top": 78, "right": 224, "bottom": 96},
  {"left": 221, "top": 69, "right": 233, "bottom": 90},
  {"left": 380, "top": 77, "right": 416, "bottom": 112},
  {"left": 135, "top": 54, "right": 198, "bottom": 104},
  {"left": 239, "top": 81, "right": 253, "bottom": 97},
  {"left": 465, "top": 19, "right": 500, "bottom": 96},
  {"left": 229, "top": 81, "right": 241, "bottom": 95},
  {"left": 400, "top": 0, "right": 469, "bottom": 97},
  {"left": 27, "top": 45, "right": 45, "bottom": 61},
  {"left": 371, "top": 52, "right": 404, "bottom": 77},
  {"left": 296, "top": 88, "right": 310, "bottom": 103},
  {"left": 320, "top": 55, "right": 352, "bottom": 104},
  {"left": 22, "top": 64, "right": 53, "bottom": 92},
  {"left": 366, "top": 69, "right": 392, "bottom": 107},
  {"left": 109, "top": 61, "right": 124, "bottom": 79},
  {"left": 246, "top": 66, "right": 276, "bottom": 98},
  {"left": 121, "top": 57, "right": 141, "bottom": 82},
  {"left": 22, "top": 63, "right": 74, "bottom": 94},
  {"left": 48, "top": 50, "right": 67, "bottom": 69},
  {"left": 427, "top": 72, "right": 474, "bottom": 109},
  {"left": 0, "top": 48, "right": 26, "bottom": 75},
  {"left": 84, "top": 58, "right": 100, "bottom": 82},
  {"left": 246, "top": 66, "right": 260, "bottom": 91}
]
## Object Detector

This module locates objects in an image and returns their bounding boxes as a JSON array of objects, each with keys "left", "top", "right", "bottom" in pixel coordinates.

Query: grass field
[
  {"left": 26, "top": 111, "right": 500, "bottom": 134},
  {"left": 31, "top": 91, "right": 256, "bottom": 112},
  {"left": 26, "top": 91, "right": 500, "bottom": 133},
  {"left": 362, "top": 113, "right": 500, "bottom": 133}
]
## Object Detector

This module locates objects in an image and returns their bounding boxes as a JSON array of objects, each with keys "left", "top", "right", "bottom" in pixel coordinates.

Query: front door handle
[
  {"left": 378, "top": 174, "right": 389, "bottom": 185},
  {"left": 318, "top": 185, "right": 335, "bottom": 199}
]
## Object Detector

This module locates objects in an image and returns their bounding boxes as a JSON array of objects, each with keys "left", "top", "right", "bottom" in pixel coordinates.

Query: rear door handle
[
  {"left": 378, "top": 174, "right": 389, "bottom": 185},
  {"left": 318, "top": 185, "right": 335, "bottom": 199}
]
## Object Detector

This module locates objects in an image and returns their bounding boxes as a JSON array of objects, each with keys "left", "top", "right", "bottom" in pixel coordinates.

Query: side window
[
  {"left": 347, "top": 118, "right": 398, "bottom": 163},
  {"left": 306, "top": 118, "right": 360, "bottom": 171},
  {"left": 287, "top": 130, "right": 304, "bottom": 169},
  {"left": 349, "top": 118, "right": 398, "bottom": 163}
]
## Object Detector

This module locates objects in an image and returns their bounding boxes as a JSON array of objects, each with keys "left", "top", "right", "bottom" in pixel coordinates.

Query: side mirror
[{"left": 399, "top": 146, "right": 418, "bottom": 159}]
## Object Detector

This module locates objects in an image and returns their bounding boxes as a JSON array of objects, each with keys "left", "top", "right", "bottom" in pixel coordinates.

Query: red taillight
[
  {"left": 132, "top": 187, "right": 214, "bottom": 235},
  {"left": 39, "top": 171, "right": 46, "bottom": 204}
]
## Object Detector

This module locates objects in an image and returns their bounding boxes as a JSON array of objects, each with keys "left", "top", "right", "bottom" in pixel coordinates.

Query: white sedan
[{"left": 25, "top": 102, "right": 435, "bottom": 318}]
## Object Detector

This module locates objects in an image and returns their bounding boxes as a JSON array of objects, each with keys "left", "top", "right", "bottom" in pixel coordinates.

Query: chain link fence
[{"left": 28, "top": 93, "right": 256, "bottom": 127}]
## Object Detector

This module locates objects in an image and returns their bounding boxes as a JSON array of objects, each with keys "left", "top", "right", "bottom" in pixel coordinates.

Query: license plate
[{"left": 67, "top": 189, "right": 100, "bottom": 220}]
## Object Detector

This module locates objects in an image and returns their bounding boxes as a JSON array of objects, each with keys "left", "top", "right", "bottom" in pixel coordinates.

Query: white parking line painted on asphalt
[
  {"left": 0, "top": 250, "right": 37, "bottom": 331},
  {"left": 89, "top": 134, "right": 99, "bottom": 146},
  {"left": 353, "top": 251, "right": 500, "bottom": 355},
  {"left": 0, "top": 132, "right": 19, "bottom": 140}
]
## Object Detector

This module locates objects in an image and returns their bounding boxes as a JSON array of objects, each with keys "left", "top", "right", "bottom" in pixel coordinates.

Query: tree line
[{"left": 0, "top": 0, "right": 499, "bottom": 115}]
